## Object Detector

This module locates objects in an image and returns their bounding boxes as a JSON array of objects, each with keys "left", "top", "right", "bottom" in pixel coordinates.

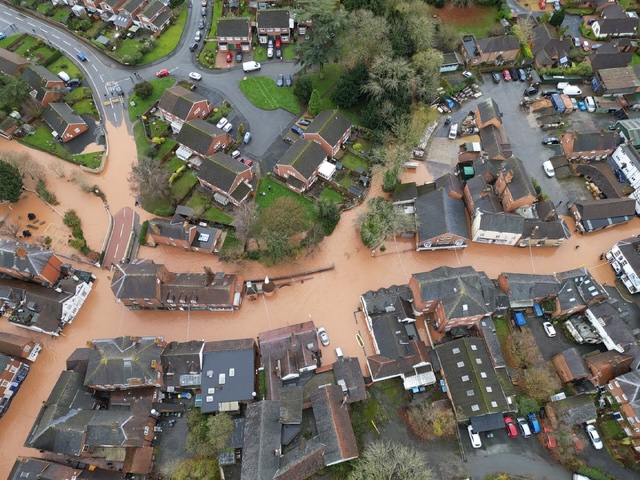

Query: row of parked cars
[
  {"left": 492, "top": 68, "right": 528, "bottom": 83},
  {"left": 524, "top": 85, "right": 597, "bottom": 113}
]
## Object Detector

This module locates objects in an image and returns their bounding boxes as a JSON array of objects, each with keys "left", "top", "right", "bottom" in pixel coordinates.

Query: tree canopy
[
  {"left": 256, "top": 196, "right": 309, "bottom": 263},
  {"left": 186, "top": 410, "right": 234, "bottom": 458},
  {"left": 348, "top": 440, "right": 434, "bottom": 480},
  {"left": 128, "top": 156, "right": 171, "bottom": 202},
  {"left": 0, "top": 160, "right": 23, "bottom": 203},
  {"left": 356, "top": 196, "right": 413, "bottom": 248},
  {"left": 0, "top": 74, "right": 31, "bottom": 112}
]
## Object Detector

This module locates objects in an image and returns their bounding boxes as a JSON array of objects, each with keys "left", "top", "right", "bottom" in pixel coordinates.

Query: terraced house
[
  {"left": 256, "top": 9, "right": 291, "bottom": 44},
  {"left": 196, "top": 152, "right": 254, "bottom": 206},
  {"left": 274, "top": 139, "right": 329, "bottom": 193},
  {"left": 42, "top": 103, "right": 88, "bottom": 143},
  {"left": 157, "top": 86, "right": 213, "bottom": 134},
  {"left": 216, "top": 17, "right": 252, "bottom": 53}
]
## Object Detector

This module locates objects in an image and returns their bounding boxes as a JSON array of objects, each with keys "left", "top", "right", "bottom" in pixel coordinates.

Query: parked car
[
  {"left": 557, "top": 82, "right": 570, "bottom": 91},
  {"left": 189, "top": 72, "right": 202, "bottom": 81},
  {"left": 114, "top": 84, "right": 123, "bottom": 95},
  {"left": 586, "top": 424, "right": 603, "bottom": 450},
  {"left": 189, "top": 43, "right": 198, "bottom": 52},
  {"left": 577, "top": 100, "right": 587, "bottom": 111},
  {"left": 76, "top": 52, "right": 87, "bottom": 62},
  {"left": 573, "top": 37, "right": 581, "bottom": 48},
  {"left": 285, "top": 74, "right": 292, "bottom": 87},
  {"left": 583, "top": 40, "right": 590, "bottom": 51},
  {"left": 492, "top": 71, "right": 501, "bottom": 83},
  {"left": 216, "top": 117, "right": 228, "bottom": 129},
  {"left": 195, "top": 31, "right": 202, "bottom": 42},
  {"left": 291, "top": 125, "right": 304, "bottom": 135},
  {"left": 156, "top": 68, "right": 170, "bottom": 77},
  {"left": 554, "top": 0, "right": 561, "bottom": 10},
  {"left": 543, "top": 321, "right": 557, "bottom": 337},
  {"left": 230, "top": 149, "right": 241, "bottom": 159},
  {"left": 592, "top": 43, "right": 603, "bottom": 50},
  {"left": 226, "top": 52, "right": 232, "bottom": 63},
  {"left": 198, "top": 19, "right": 205, "bottom": 29},
  {"left": 222, "top": 122, "right": 233, "bottom": 133},
  {"left": 67, "top": 78, "right": 82, "bottom": 88},
  {"left": 518, "top": 69, "right": 527, "bottom": 82},
  {"left": 276, "top": 73, "right": 284, "bottom": 87},
  {"left": 468, "top": 425, "right": 482, "bottom": 448},
  {"left": 542, "top": 137, "right": 560, "bottom": 145},
  {"left": 242, "top": 158, "right": 253, "bottom": 167},
  {"left": 563, "top": 85, "right": 582, "bottom": 96},
  {"left": 275, "top": 48, "right": 282, "bottom": 59},
  {"left": 298, "top": 119, "right": 311, "bottom": 126},
  {"left": 236, "top": 51, "right": 243, "bottom": 63},
  {"left": 201, "top": 7, "right": 206, "bottom": 15},
  {"left": 462, "top": 70, "right": 473, "bottom": 78},
  {"left": 543, "top": 160, "right": 555, "bottom": 177},
  {"left": 502, "top": 69, "right": 511, "bottom": 81},
  {"left": 243, "top": 132, "right": 251, "bottom": 144},
  {"left": 317, "top": 327, "right": 330, "bottom": 346},
  {"left": 542, "top": 89, "right": 559, "bottom": 97},
  {"left": 201, "top": 0, "right": 207, "bottom": 5},
  {"left": 527, "top": 413, "right": 541, "bottom": 434},
  {"left": 267, "top": 47, "right": 274, "bottom": 58},
  {"left": 524, "top": 86, "right": 539, "bottom": 96},
  {"left": 448, "top": 123, "right": 458, "bottom": 140},
  {"left": 585, "top": 96, "right": 596, "bottom": 112},
  {"left": 509, "top": 68, "right": 519, "bottom": 81},
  {"left": 444, "top": 98, "right": 455, "bottom": 109},
  {"left": 275, "top": 37, "right": 281, "bottom": 49},
  {"left": 570, "top": 97, "right": 578, "bottom": 110},
  {"left": 517, "top": 417, "right": 532, "bottom": 438},
  {"left": 0, "top": 33, "right": 5, "bottom": 41},
  {"left": 505, "top": 416, "right": 518, "bottom": 438}
]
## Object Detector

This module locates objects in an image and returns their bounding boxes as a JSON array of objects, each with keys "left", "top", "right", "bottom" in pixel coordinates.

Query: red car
[
  {"left": 502, "top": 69, "right": 511, "bottom": 82},
  {"left": 504, "top": 416, "right": 518, "bottom": 438},
  {"left": 226, "top": 52, "right": 232, "bottom": 63},
  {"left": 156, "top": 68, "right": 170, "bottom": 77},
  {"left": 275, "top": 37, "right": 281, "bottom": 49},
  {"left": 539, "top": 0, "right": 546, "bottom": 8}
]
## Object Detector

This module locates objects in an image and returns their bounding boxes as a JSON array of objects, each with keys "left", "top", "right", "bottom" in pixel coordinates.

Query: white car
[
  {"left": 216, "top": 117, "right": 228, "bottom": 129},
  {"left": 557, "top": 82, "right": 570, "bottom": 90},
  {"left": 543, "top": 321, "right": 557, "bottom": 338},
  {"left": 586, "top": 424, "right": 603, "bottom": 450},
  {"left": 317, "top": 327, "right": 329, "bottom": 346},
  {"left": 585, "top": 96, "right": 596, "bottom": 113},
  {"left": 467, "top": 425, "right": 482, "bottom": 448},
  {"left": 188, "top": 72, "right": 202, "bottom": 81},
  {"left": 543, "top": 160, "right": 555, "bottom": 177},
  {"left": 462, "top": 70, "right": 473, "bottom": 78},
  {"left": 267, "top": 47, "right": 274, "bottom": 59},
  {"left": 222, "top": 122, "right": 233, "bottom": 133}
]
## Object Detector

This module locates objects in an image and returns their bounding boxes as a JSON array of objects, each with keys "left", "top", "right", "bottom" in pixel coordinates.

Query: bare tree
[
  {"left": 1, "top": 151, "right": 40, "bottom": 178},
  {"left": 0, "top": 219, "right": 20, "bottom": 238},
  {"left": 128, "top": 156, "right": 170, "bottom": 201},
  {"left": 71, "top": 171, "right": 93, "bottom": 192},
  {"left": 340, "top": 9, "right": 390, "bottom": 67},
  {"left": 49, "top": 162, "right": 67, "bottom": 179},
  {"left": 234, "top": 201, "right": 258, "bottom": 248},
  {"left": 349, "top": 440, "right": 434, "bottom": 480}
]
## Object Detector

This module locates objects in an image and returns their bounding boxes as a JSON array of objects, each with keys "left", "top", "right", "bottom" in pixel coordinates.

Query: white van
[
  {"left": 242, "top": 61, "right": 261, "bottom": 73},
  {"left": 448, "top": 123, "right": 458, "bottom": 140},
  {"left": 57, "top": 71, "right": 70, "bottom": 82},
  {"left": 563, "top": 85, "right": 583, "bottom": 96},
  {"left": 335, "top": 347, "right": 343, "bottom": 360}
]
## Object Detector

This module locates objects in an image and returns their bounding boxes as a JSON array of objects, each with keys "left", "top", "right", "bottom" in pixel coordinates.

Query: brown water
[{"left": 0, "top": 133, "right": 638, "bottom": 476}]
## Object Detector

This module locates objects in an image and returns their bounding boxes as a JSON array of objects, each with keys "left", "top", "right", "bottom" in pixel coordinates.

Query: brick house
[
  {"left": 42, "top": 103, "right": 89, "bottom": 143},
  {"left": 112, "top": 0, "right": 148, "bottom": 31},
  {"left": 0, "top": 240, "right": 64, "bottom": 286},
  {"left": 0, "top": 48, "right": 29, "bottom": 76},
  {"left": 217, "top": 17, "right": 252, "bottom": 53},
  {"left": 561, "top": 131, "right": 618, "bottom": 161},
  {"left": 273, "top": 139, "right": 328, "bottom": 193},
  {"left": 606, "top": 235, "right": 640, "bottom": 294},
  {"left": 460, "top": 34, "right": 519, "bottom": 66},
  {"left": 303, "top": 109, "right": 352, "bottom": 157},
  {"left": 0, "top": 332, "right": 42, "bottom": 362},
  {"left": 585, "top": 350, "right": 634, "bottom": 386},
  {"left": 147, "top": 218, "right": 222, "bottom": 254},
  {"left": 136, "top": 0, "right": 173, "bottom": 35},
  {"left": 531, "top": 23, "right": 572, "bottom": 70},
  {"left": 21, "top": 65, "right": 65, "bottom": 107},
  {"left": 570, "top": 198, "right": 637, "bottom": 233},
  {"left": 175, "top": 119, "right": 233, "bottom": 160},
  {"left": 0, "top": 353, "right": 29, "bottom": 418},
  {"left": 256, "top": 9, "right": 291, "bottom": 44},
  {"left": 98, "top": 0, "right": 127, "bottom": 16},
  {"left": 157, "top": 86, "right": 213, "bottom": 133},
  {"left": 196, "top": 153, "right": 253, "bottom": 206},
  {"left": 606, "top": 371, "right": 640, "bottom": 451},
  {"left": 591, "top": 4, "right": 639, "bottom": 39}
]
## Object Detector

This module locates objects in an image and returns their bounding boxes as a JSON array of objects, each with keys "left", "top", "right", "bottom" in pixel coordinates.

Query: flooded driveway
[{"left": 1, "top": 105, "right": 639, "bottom": 478}]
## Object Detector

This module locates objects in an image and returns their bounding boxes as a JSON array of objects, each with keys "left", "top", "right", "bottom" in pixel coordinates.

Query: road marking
[
  {"left": 63, "top": 40, "right": 71, "bottom": 46},
  {"left": 92, "top": 65, "right": 98, "bottom": 72},
  {"left": 41, "top": 29, "right": 48, "bottom": 33},
  {"left": 75, "top": 47, "right": 81, "bottom": 53},
  {"left": 100, "top": 74, "right": 105, "bottom": 82},
  {"left": 27, "top": 22, "right": 36, "bottom": 27},
  {"left": 114, "top": 244, "right": 119, "bottom": 257},
  {"left": 5, "top": 13, "right": 13, "bottom": 17},
  {"left": 52, "top": 34, "right": 60, "bottom": 39},
  {"left": 120, "top": 224, "right": 124, "bottom": 236}
]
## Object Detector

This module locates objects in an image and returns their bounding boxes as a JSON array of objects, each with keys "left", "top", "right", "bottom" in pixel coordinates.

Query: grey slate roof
[
  {"left": 151, "top": 8, "right": 172, "bottom": 28},
  {"left": 415, "top": 187, "right": 468, "bottom": 243},
  {"left": 614, "top": 236, "right": 640, "bottom": 274},
  {"left": 551, "top": 394, "right": 597, "bottom": 425},
  {"left": 598, "top": 17, "right": 639, "bottom": 35},
  {"left": 257, "top": 9, "right": 290, "bottom": 29},
  {"left": 140, "top": 0, "right": 163, "bottom": 18},
  {"left": 476, "top": 98, "right": 503, "bottom": 126},
  {"left": 42, "top": 103, "right": 86, "bottom": 134},
  {"left": 333, "top": 357, "right": 367, "bottom": 403},
  {"left": 274, "top": 436, "right": 325, "bottom": 480},
  {"left": 241, "top": 400, "right": 281, "bottom": 480},
  {"left": 9, "top": 456, "right": 123, "bottom": 480},
  {"left": 499, "top": 272, "right": 560, "bottom": 303},
  {"left": 176, "top": 118, "right": 227, "bottom": 156},
  {"left": 279, "top": 386, "right": 303, "bottom": 424},
  {"left": 589, "top": 50, "right": 632, "bottom": 71},
  {"left": 556, "top": 348, "right": 589, "bottom": 379},
  {"left": 277, "top": 138, "right": 328, "bottom": 180},
  {"left": 161, "top": 340, "right": 204, "bottom": 389},
  {"left": 479, "top": 124, "right": 512, "bottom": 159},
  {"left": 217, "top": 17, "right": 251, "bottom": 38},
  {"left": 572, "top": 131, "right": 617, "bottom": 153},
  {"left": 477, "top": 35, "right": 520, "bottom": 54},
  {"left": 110, "top": 259, "right": 161, "bottom": 300},
  {"left": 304, "top": 110, "right": 351, "bottom": 148},
  {"left": 0, "top": 239, "right": 60, "bottom": 281},
  {"left": 393, "top": 182, "right": 418, "bottom": 204},
  {"left": 158, "top": 86, "right": 209, "bottom": 121},
  {"left": 149, "top": 218, "right": 194, "bottom": 242},
  {"left": 574, "top": 198, "right": 636, "bottom": 220},
  {"left": 198, "top": 152, "right": 250, "bottom": 192},
  {"left": 615, "top": 370, "right": 640, "bottom": 412},
  {"left": 477, "top": 212, "right": 524, "bottom": 234},
  {"left": 0, "top": 47, "right": 28, "bottom": 76},
  {"left": 466, "top": 175, "right": 502, "bottom": 213}
]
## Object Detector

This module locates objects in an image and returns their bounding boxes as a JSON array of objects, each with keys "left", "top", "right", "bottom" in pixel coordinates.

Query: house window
[
  {"left": 491, "top": 401, "right": 498, "bottom": 408},
  {"left": 471, "top": 404, "right": 480, "bottom": 411},
  {"left": 480, "top": 372, "right": 487, "bottom": 378}
]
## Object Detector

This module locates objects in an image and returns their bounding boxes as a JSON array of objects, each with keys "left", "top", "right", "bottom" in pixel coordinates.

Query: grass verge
[
  {"left": 256, "top": 177, "right": 314, "bottom": 220},
  {"left": 71, "top": 151, "right": 103, "bottom": 169},
  {"left": 128, "top": 77, "right": 175, "bottom": 121},
  {"left": 238, "top": 76, "right": 300, "bottom": 114}
]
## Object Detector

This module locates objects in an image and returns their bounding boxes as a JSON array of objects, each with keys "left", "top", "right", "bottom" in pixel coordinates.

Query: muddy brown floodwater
[{"left": 0, "top": 126, "right": 638, "bottom": 477}]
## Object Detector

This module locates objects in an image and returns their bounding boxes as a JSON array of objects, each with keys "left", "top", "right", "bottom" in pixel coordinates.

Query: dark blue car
[
  {"left": 76, "top": 52, "right": 87, "bottom": 62},
  {"left": 291, "top": 125, "right": 304, "bottom": 136}
]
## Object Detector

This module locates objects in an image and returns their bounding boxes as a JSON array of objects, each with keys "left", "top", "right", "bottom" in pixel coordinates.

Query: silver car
[{"left": 317, "top": 327, "right": 329, "bottom": 346}]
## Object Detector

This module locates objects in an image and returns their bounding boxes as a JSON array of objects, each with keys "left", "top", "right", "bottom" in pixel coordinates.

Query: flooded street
[{"left": 0, "top": 131, "right": 638, "bottom": 476}]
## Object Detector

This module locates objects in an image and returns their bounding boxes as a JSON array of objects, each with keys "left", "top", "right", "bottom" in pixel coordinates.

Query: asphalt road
[{"left": 104, "top": 207, "right": 134, "bottom": 268}]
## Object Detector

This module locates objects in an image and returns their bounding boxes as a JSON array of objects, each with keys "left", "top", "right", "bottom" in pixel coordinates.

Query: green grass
[
  {"left": 171, "top": 170, "right": 198, "bottom": 200},
  {"left": 71, "top": 151, "right": 103, "bottom": 169},
  {"left": 304, "top": 63, "right": 344, "bottom": 98},
  {"left": 493, "top": 316, "right": 510, "bottom": 344},
  {"left": 253, "top": 46, "right": 267, "bottom": 62},
  {"left": 186, "top": 191, "right": 233, "bottom": 225},
  {"left": 430, "top": 5, "right": 499, "bottom": 39},
  {"left": 48, "top": 56, "right": 83, "bottom": 80},
  {"left": 71, "top": 99, "right": 98, "bottom": 118},
  {"left": 52, "top": 8, "right": 71, "bottom": 23},
  {"left": 198, "top": 42, "right": 219, "bottom": 68},
  {"left": 283, "top": 45, "right": 296, "bottom": 60},
  {"left": 157, "top": 138, "right": 177, "bottom": 158},
  {"left": 238, "top": 77, "right": 300, "bottom": 114},
  {"left": 600, "top": 419, "right": 626, "bottom": 441},
  {"left": 13, "top": 36, "right": 38, "bottom": 56},
  {"left": 340, "top": 151, "right": 368, "bottom": 172},
  {"left": 221, "top": 230, "right": 242, "bottom": 253},
  {"left": 65, "top": 86, "right": 90, "bottom": 101},
  {"left": 337, "top": 176, "right": 353, "bottom": 189},
  {"left": 149, "top": 118, "right": 169, "bottom": 138},
  {"left": 114, "top": 38, "right": 141, "bottom": 61},
  {"left": 208, "top": 0, "right": 224, "bottom": 38},
  {"left": 256, "top": 177, "right": 314, "bottom": 220},
  {"left": 128, "top": 77, "right": 175, "bottom": 121},
  {"left": 20, "top": 125, "right": 71, "bottom": 160},
  {"left": 133, "top": 121, "right": 149, "bottom": 156},
  {"left": 143, "top": 194, "right": 173, "bottom": 216},
  {"left": 142, "top": 7, "right": 187, "bottom": 63},
  {"left": 0, "top": 34, "right": 19, "bottom": 49},
  {"left": 165, "top": 156, "right": 184, "bottom": 172},
  {"left": 319, "top": 188, "right": 344, "bottom": 203},
  {"left": 632, "top": 53, "right": 640, "bottom": 66}
]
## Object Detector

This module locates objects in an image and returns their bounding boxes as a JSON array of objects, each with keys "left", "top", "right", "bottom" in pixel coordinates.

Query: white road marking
[
  {"left": 27, "top": 22, "right": 36, "bottom": 27},
  {"left": 120, "top": 224, "right": 124, "bottom": 236},
  {"left": 41, "top": 29, "right": 48, "bottom": 33},
  {"left": 52, "top": 34, "right": 60, "bottom": 39},
  {"left": 92, "top": 65, "right": 98, "bottom": 72},
  {"left": 114, "top": 244, "right": 119, "bottom": 257},
  {"left": 63, "top": 40, "right": 71, "bottom": 46},
  {"left": 5, "top": 13, "right": 13, "bottom": 17}
]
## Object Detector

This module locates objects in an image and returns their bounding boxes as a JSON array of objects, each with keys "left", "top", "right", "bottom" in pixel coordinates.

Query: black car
[
  {"left": 189, "top": 43, "right": 198, "bottom": 52},
  {"left": 509, "top": 68, "right": 519, "bottom": 81},
  {"left": 236, "top": 51, "right": 243, "bottom": 63},
  {"left": 524, "top": 86, "right": 539, "bottom": 96},
  {"left": 198, "top": 19, "right": 205, "bottom": 29},
  {"left": 542, "top": 136, "right": 560, "bottom": 145},
  {"left": 542, "top": 89, "right": 559, "bottom": 97},
  {"left": 491, "top": 71, "right": 501, "bottom": 83},
  {"left": 275, "top": 48, "right": 282, "bottom": 59},
  {"left": 518, "top": 69, "right": 527, "bottom": 82}
]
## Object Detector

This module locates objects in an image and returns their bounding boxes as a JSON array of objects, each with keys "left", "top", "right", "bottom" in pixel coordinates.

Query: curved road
[{"left": 0, "top": 1, "right": 300, "bottom": 158}]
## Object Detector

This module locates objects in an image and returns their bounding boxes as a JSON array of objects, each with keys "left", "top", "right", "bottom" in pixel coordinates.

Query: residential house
[
  {"left": 0, "top": 272, "right": 95, "bottom": 337},
  {"left": 519, "top": 217, "right": 571, "bottom": 247},
  {"left": 147, "top": 217, "right": 222, "bottom": 254},
  {"left": 606, "top": 235, "right": 640, "bottom": 294},
  {"left": 497, "top": 272, "right": 560, "bottom": 309},
  {"left": 591, "top": 4, "right": 639, "bottom": 38},
  {"left": 409, "top": 266, "right": 495, "bottom": 332},
  {"left": 200, "top": 338, "right": 257, "bottom": 413},
  {"left": 592, "top": 65, "right": 640, "bottom": 95},
  {"left": 175, "top": 118, "right": 233, "bottom": 159},
  {"left": 471, "top": 211, "right": 525, "bottom": 246},
  {"left": 136, "top": 0, "right": 173, "bottom": 35},
  {"left": 273, "top": 139, "right": 330, "bottom": 193},
  {"left": 303, "top": 110, "right": 352, "bottom": 157},
  {"left": 587, "top": 42, "right": 633, "bottom": 72},
  {"left": 553, "top": 269, "right": 606, "bottom": 318},
  {"left": 585, "top": 350, "right": 634, "bottom": 386},
  {"left": 26, "top": 368, "right": 157, "bottom": 474},
  {"left": 160, "top": 340, "right": 203, "bottom": 393},
  {"left": 256, "top": 9, "right": 291, "bottom": 44},
  {"left": 0, "top": 353, "right": 29, "bottom": 418},
  {"left": 611, "top": 143, "right": 640, "bottom": 214},
  {"left": 0, "top": 48, "right": 29, "bottom": 76},
  {"left": 332, "top": 357, "right": 367, "bottom": 403},
  {"left": 476, "top": 157, "right": 537, "bottom": 213},
  {"left": 0, "top": 332, "right": 42, "bottom": 362},
  {"left": 0, "top": 239, "right": 64, "bottom": 286},
  {"left": 440, "top": 52, "right": 463, "bottom": 73},
  {"left": 110, "top": 258, "right": 243, "bottom": 311},
  {"left": 570, "top": 198, "right": 637, "bottom": 233},
  {"left": 9, "top": 457, "right": 122, "bottom": 480},
  {"left": 21, "top": 65, "right": 66, "bottom": 107},
  {"left": 463, "top": 174, "right": 503, "bottom": 217},
  {"left": 475, "top": 98, "right": 504, "bottom": 129},
  {"left": 592, "top": 0, "right": 618, "bottom": 13},
  {"left": 546, "top": 394, "right": 597, "bottom": 425},
  {"left": 258, "top": 322, "right": 320, "bottom": 401},
  {"left": 552, "top": 348, "right": 590, "bottom": 384},
  {"left": 241, "top": 401, "right": 282, "bottom": 479},
  {"left": 112, "top": 0, "right": 148, "bottom": 31},
  {"left": 561, "top": 131, "right": 618, "bottom": 161},
  {"left": 42, "top": 103, "right": 89, "bottom": 143},
  {"left": 360, "top": 286, "right": 436, "bottom": 389},
  {"left": 606, "top": 371, "right": 640, "bottom": 450},
  {"left": 217, "top": 17, "right": 252, "bottom": 53},
  {"left": 0, "top": 112, "right": 19, "bottom": 140},
  {"left": 462, "top": 34, "right": 520, "bottom": 66},
  {"left": 196, "top": 152, "right": 254, "bottom": 206},
  {"left": 531, "top": 22, "right": 571, "bottom": 69},
  {"left": 98, "top": 0, "right": 127, "bottom": 16},
  {"left": 84, "top": 336, "right": 164, "bottom": 391},
  {"left": 157, "top": 86, "right": 213, "bottom": 133},
  {"left": 435, "top": 337, "right": 511, "bottom": 428},
  {"left": 479, "top": 124, "right": 512, "bottom": 160},
  {"left": 414, "top": 175, "right": 469, "bottom": 251}
]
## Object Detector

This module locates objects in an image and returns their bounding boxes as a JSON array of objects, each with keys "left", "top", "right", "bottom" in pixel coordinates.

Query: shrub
[
  {"left": 294, "top": 76, "right": 313, "bottom": 104},
  {"left": 308, "top": 89, "right": 323, "bottom": 116},
  {"left": 134, "top": 81, "right": 154, "bottom": 100},
  {"left": 139, "top": 220, "right": 149, "bottom": 245},
  {"left": 36, "top": 180, "right": 59, "bottom": 205},
  {"left": 63, "top": 209, "right": 82, "bottom": 228}
]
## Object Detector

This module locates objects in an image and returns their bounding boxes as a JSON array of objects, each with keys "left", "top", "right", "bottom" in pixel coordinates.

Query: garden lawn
[
  {"left": 186, "top": 191, "right": 233, "bottom": 225},
  {"left": 20, "top": 125, "right": 72, "bottom": 160},
  {"left": 256, "top": 177, "right": 314, "bottom": 220},
  {"left": 71, "top": 151, "right": 103, "bottom": 169},
  {"left": 238, "top": 77, "right": 300, "bottom": 114},
  {"left": 632, "top": 53, "right": 640, "bottom": 66},
  {"left": 114, "top": 38, "right": 141, "bottom": 62},
  {"left": 129, "top": 77, "right": 175, "bottom": 121},
  {"left": 221, "top": 230, "right": 242, "bottom": 253},
  {"left": 319, "top": 188, "right": 344, "bottom": 203},
  {"left": 48, "top": 56, "right": 83, "bottom": 80},
  {"left": 208, "top": 0, "right": 224, "bottom": 38},
  {"left": 253, "top": 46, "right": 267, "bottom": 62},
  {"left": 171, "top": 170, "right": 198, "bottom": 200},
  {"left": 133, "top": 121, "right": 149, "bottom": 158},
  {"left": 428, "top": 5, "right": 499, "bottom": 39},
  {"left": 13, "top": 36, "right": 38, "bottom": 56},
  {"left": 199, "top": 42, "right": 218, "bottom": 68},
  {"left": 142, "top": 7, "right": 187, "bottom": 64},
  {"left": 0, "top": 34, "right": 19, "bottom": 49},
  {"left": 337, "top": 176, "right": 353, "bottom": 189},
  {"left": 157, "top": 138, "right": 177, "bottom": 158},
  {"left": 52, "top": 8, "right": 71, "bottom": 23},
  {"left": 340, "top": 151, "right": 368, "bottom": 172},
  {"left": 304, "top": 63, "right": 344, "bottom": 98},
  {"left": 164, "top": 156, "right": 183, "bottom": 172}
]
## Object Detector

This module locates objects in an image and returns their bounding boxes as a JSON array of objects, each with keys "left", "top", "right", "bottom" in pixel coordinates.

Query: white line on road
[
  {"left": 92, "top": 65, "right": 98, "bottom": 72},
  {"left": 74, "top": 47, "right": 81, "bottom": 53},
  {"left": 5, "top": 13, "right": 13, "bottom": 17},
  {"left": 120, "top": 225, "right": 124, "bottom": 236},
  {"left": 27, "top": 22, "right": 36, "bottom": 27},
  {"left": 63, "top": 40, "right": 70, "bottom": 46},
  {"left": 41, "top": 29, "right": 48, "bottom": 33},
  {"left": 114, "top": 244, "right": 119, "bottom": 257},
  {"left": 100, "top": 74, "right": 105, "bottom": 81},
  {"left": 52, "top": 34, "right": 60, "bottom": 39}
]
